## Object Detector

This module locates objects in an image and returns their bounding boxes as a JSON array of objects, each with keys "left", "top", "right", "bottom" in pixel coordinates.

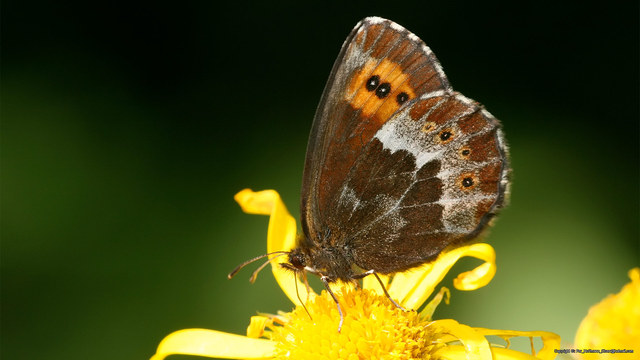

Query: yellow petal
[
  {"left": 234, "top": 189, "right": 314, "bottom": 306},
  {"left": 419, "top": 287, "right": 450, "bottom": 320},
  {"left": 150, "top": 328, "right": 275, "bottom": 360},
  {"left": 473, "top": 328, "right": 561, "bottom": 360},
  {"left": 388, "top": 243, "right": 496, "bottom": 310},
  {"left": 431, "top": 319, "right": 493, "bottom": 360},
  {"left": 451, "top": 243, "right": 496, "bottom": 291},
  {"left": 247, "top": 316, "right": 272, "bottom": 339},
  {"left": 362, "top": 272, "right": 390, "bottom": 295},
  {"left": 329, "top": 281, "right": 357, "bottom": 296}
]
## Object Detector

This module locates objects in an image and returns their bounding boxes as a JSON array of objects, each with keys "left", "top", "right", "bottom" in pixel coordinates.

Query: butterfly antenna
[
  {"left": 249, "top": 253, "right": 287, "bottom": 283},
  {"left": 228, "top": 251, "right": 289, "bottom": 280},
  {"left": 294, "top": 271, "right": 312, "bottom": 321}
]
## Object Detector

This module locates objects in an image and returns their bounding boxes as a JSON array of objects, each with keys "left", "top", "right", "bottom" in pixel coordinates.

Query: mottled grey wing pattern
[
  {"left": 301, "top": 17, "right": 451, "bottom": 245},
  {"left": 333, "top": 91, "right": 509, "bottom": 273}
]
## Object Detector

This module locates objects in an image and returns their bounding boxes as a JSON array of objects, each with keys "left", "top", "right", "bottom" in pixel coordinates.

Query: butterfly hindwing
[{"left": 334, "top": 91, "right": 509, "bottom": 273}]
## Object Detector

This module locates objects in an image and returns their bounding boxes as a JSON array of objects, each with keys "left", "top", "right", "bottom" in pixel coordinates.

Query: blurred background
[{"left": 2, "top": 1, "right": 638, "bottom": 359}]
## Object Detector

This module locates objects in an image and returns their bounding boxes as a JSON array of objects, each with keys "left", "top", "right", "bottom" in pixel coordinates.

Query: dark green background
[{"left": 2, "top": 1, "right": 638, "bottom": 359}]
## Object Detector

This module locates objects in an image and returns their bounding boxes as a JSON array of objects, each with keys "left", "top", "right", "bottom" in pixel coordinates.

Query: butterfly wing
[
  {"left": 301, "top": 17, "right": 509, "bottom": 275},
  {"left": 338, "top": 92, "right": 509, "bottom": 273},
  {"left": 301, "top": 17, "right": 451, "bottom": 242}
]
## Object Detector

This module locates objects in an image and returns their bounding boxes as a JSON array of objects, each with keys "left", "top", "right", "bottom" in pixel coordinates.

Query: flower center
[{"left": 268, "top": 288, "right": 443, "bottom": 359}]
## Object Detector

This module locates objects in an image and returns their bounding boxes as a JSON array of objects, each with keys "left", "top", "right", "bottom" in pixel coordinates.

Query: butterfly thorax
[{"left": 287, "top": 240, "right": 356, "bottom": 282}]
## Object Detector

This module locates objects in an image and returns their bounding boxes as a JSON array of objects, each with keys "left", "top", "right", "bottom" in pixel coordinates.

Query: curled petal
[
  {"left": 473, "top": 328, "right": 561, "bottom": 360},
  {"left": 430, "top": 319, "right": 493, "bottom": 360},
  {"left": 452, "top": 243, "right": 496, "bottom": 291},
  {"left": 234, "top": 189, "right": 297, "bottom": 253},
  {"left": 151, "top": 328, "right": 275, "bottom": 360},
  {"left": 234, "top": 189, "right": 314, "bottom": 306},
  {"left": 388, "top": 243, "right": 496, "bottom": 310}
]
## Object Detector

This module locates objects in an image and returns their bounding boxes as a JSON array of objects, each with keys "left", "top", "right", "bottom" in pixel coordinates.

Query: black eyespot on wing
[
  {"left": 366, "top": 75, "right": 380, "bottom": 91},
  {"left": 462, "top": 177, "right": 474, "bottom": 187},
  {"left": 396, "top": 92, "right": 409, "bottom": 104},
  {"left": 375, "top": 83, "right": 391, "bottom": 98},
  {"left": 439, "top": 130, "right": 452, "bottom": 142},
  {"left": 459, "top": 147, "right": 471, "bottom": 159}
]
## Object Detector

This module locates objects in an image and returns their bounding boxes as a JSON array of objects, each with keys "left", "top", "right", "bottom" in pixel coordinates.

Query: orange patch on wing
[{"left": 346, "top": 58, "right": 416, "bottom": 126}]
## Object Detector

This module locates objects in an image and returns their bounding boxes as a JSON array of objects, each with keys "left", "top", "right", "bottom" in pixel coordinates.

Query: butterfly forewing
[{"left": 301, "top": 18, "right": 452, "bottom": 243}]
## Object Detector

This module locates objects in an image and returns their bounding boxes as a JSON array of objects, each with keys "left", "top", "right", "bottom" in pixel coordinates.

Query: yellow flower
[
  {"left": 574, "top": 267, "right": 640, "bottom": 359},
  {"left": 151, "top": 189, "right": 560, "bottom": 360}
]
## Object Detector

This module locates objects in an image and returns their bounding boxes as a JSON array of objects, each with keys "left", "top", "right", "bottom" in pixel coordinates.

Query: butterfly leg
[
  {"left": 352, "top": 270, "right": 407, "bottom": 311},
  {"left": 294, "top": 271, "right": 313, "bottom": 321},
  {"left": 320, "top": 275, "right": 344, "bottom": 332}
]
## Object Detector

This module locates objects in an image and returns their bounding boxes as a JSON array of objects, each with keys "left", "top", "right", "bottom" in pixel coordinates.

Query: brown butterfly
[{"left": 231, "top": 17, "right": 509, "bottom": 329}]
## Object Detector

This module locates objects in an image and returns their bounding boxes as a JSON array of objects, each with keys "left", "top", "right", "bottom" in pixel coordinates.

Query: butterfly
[{"left": 231, "top": 17, "right": 509, "bottom": 328}]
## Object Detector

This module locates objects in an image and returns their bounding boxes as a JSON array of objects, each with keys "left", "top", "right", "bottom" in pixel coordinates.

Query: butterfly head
[
  {"left": 282, "top": 241, "right": 356, "bottom": 283},
  {"left": 282, "top": 248, "right": 307, "bottom": 272}
]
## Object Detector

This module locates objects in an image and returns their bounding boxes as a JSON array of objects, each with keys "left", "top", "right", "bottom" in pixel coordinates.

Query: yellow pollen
[{"left": 267, "top": 289, "right": 444, "bottom": 359}]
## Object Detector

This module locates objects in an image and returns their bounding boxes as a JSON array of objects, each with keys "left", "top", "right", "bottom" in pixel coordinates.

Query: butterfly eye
[
  {"left": 365, "top": 75, "right": 380, "bottom": 91},
  {"left": 396, "top": 92, "right": 409, "bottom": 105},
  {"left": 288, "top": 252, "right": 306, "bottom": 270},
  {"left": 375, "top": 83, "right": 391, "bottom": 98}
]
